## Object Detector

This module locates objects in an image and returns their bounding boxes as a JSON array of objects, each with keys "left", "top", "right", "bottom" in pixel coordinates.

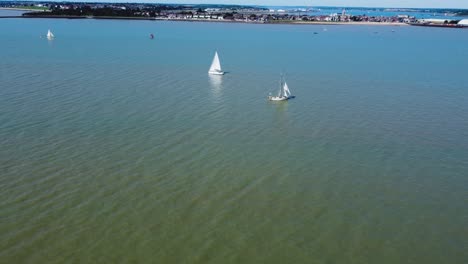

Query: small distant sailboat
[
  {"left": 208, "top": 51, "right": 224, "bottom": 75},
  {"left": 268, "top": 75, "right": 295, "bottom": 101},
  {"left": 46, "top": 29, "right": 54, "bottom": 40}
]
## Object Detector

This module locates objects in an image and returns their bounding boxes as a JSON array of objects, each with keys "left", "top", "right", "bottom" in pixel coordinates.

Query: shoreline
[
  {"left": 277, "top": 21, "right": 408, "bottom": 26},
  {"left": 0, "top": 7, "right": 48, "bottom": 11},
  {"left": 0, "top": 14, "right": 410, "bottom": 26}
]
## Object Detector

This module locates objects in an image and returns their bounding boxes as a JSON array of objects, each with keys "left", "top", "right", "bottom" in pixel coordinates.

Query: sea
[{"left": 1, "top": 15, "right": 467, "bottom": 264}]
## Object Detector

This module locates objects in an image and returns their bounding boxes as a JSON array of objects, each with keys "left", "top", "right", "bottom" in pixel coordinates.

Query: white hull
[
  {"left": 268, "top": 96, "right": 290, "bottom": 101},
  {"left": 208, "top": 70, "right": 225, "bottom": 75}
]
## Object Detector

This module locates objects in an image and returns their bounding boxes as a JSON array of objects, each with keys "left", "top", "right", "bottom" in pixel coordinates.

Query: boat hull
[
  {"left": 208, "top": 71, "right": 224, "bottom": 75},
  {"left": 268, "top": 96, "right": 294, "bottom": 101}
]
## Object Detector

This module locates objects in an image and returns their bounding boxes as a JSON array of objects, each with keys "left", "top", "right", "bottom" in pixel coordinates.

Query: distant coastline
[
  {"left": 1, "top": 2, "right": 467, "bottom": 27},
  {"left": 0, "top": 14, "right": 411, "bottom": 26}
]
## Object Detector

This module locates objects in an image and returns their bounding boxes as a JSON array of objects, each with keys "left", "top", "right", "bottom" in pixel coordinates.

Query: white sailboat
[
  {"left": 208, "top": 51, "right": 224, "bottom": 75},
  {"left": 46, "top": 29, "right": 54, "bottom": 40},
  {"left": 268, "top": 75, "right": 295, "bottom": 101}
]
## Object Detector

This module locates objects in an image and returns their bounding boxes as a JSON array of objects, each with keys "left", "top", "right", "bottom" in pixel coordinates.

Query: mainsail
[
  {"left": 278, "top": 76, "right": 284, "bottom": 97},
  {"left": 209, "top": 52, "right": 222, "bottom": 73},
  {"left": 47, "top": 29, "right": 54, "bottom": 39}
]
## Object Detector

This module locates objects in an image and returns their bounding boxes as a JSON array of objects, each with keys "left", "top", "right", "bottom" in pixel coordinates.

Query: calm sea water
[
  {"left": 0, "top": 9, "right": 25, "bottom": 16},
  {"left": 1, "top": 18, "right": 467, "bottom": 263}
]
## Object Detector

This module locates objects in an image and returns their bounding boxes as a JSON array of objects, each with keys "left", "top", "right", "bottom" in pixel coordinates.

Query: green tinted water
[{"left": 1, "top": 18, "right": 467, "bottom": 263}]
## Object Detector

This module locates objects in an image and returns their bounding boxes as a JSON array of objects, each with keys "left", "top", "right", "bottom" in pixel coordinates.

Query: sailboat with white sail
[
  {"left": 46, "top": 29, "right": 54, "bottom": 40},
  {"left": 208, "top": 51, "right": 224, "bottom": 75},
  {"left": 268, "top": 75, "right": 295, "bottom": 101}
]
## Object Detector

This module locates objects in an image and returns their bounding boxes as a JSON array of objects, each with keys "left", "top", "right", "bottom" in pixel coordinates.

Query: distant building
[{"left": 205, "top": 8, "right": 220, "bottom": 12}]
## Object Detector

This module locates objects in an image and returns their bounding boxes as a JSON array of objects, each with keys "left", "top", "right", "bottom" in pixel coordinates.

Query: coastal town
[{"left": 1, "top": 1, "right": 468, "bottom": 26}]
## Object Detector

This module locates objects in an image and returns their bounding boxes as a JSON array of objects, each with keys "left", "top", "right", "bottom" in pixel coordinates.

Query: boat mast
[{"left": 279, "top": 75, "right": 283, "bottom": 97}]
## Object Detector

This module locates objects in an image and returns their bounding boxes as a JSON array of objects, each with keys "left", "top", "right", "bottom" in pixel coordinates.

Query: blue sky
[{"left": 80, "top": 0, "right": 468, "bottom": 8}]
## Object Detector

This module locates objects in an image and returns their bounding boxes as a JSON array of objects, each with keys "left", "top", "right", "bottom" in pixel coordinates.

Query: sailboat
[
  {"left": 268, "top": 75, "right": 295, "bottom": 101},
  {"left": 46, "top": 29, "right": 54, "bottom": 40},
  {"left": 208, "top": 51, "right": 224, "bottom": 75}
]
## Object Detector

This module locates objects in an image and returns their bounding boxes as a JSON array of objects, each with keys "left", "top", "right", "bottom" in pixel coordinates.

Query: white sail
[
  {"left": 282, "top": 82, "right": 291, "bottom": 97},
  {"left": 208, "top": 51, "right": 223, "bottom": 74},
  {"left": 47, "top": 29, "right": 54, "bottom": 39}
]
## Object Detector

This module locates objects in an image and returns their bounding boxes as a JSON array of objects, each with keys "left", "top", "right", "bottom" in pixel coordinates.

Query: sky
[{"left": 71, "top": 0, "right": 468, "bottom": 9}]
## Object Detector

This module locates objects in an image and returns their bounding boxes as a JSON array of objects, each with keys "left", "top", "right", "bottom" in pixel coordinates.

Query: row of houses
[{"left": 153, "top": 11, "right": 417, "bottom": 24}]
